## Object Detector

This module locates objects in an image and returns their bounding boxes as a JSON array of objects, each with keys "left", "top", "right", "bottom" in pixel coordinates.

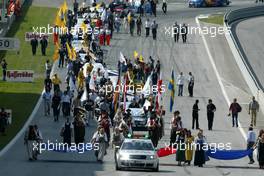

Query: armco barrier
[
  {"left": 224, "top": 5, "right": 264, "bottom": 115},
  {"left": 0, "top": 0, "right": 26, "bottom": 37}
]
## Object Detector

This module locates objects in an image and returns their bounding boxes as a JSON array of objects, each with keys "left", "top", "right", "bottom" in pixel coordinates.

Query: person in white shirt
[
  {"left": 61, "top": 91, "right": 71, "bottom": 117},
  {"left": 42, "top": 89, "right": 52, "bottom": 116},
  {"left": 177, "top": 72, "right": 185, "bottom": 96},
  {"left": 247, "top": 126, "right": 256, "bottom": 164},
  {"left": 91, "top": 127, "right": 108, "bottom": 162},
  {"left": 145, "top": 18, "right": 151, "bottom": 37},
  {"left": 45, "top": 60, "right": 52, "bottom": 78},
  {"left": 123, "top": 16, "right": 128, "bottom": 33}
]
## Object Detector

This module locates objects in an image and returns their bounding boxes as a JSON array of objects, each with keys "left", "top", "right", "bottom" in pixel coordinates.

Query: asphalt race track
[
  {"left": 235, "top": 16, "right": 264, "bottom": 90},
  {"left": 1, "top": 0, "right": 264, "bottom": 176}
]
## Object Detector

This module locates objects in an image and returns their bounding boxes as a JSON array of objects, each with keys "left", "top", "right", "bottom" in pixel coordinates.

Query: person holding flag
[
  {"left": 156, "top": 72, "right": 163, "bottom": 111},
  {"left": 123, "top": 72, "right": 128, "bottom": 110},
  {"left": 119, "top": 52, "right": 127, "bottom": 73}
]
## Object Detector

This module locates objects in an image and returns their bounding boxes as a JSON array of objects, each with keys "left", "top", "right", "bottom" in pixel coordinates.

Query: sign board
[
  {"left": 6, "top": 70, "right": 34, "bottom": 82},
  {"left": 25, "top": 32, "right": 49, "bottom": 42},
  {"left": 0, "top": 38, "right": 20, "bottom": 50}
]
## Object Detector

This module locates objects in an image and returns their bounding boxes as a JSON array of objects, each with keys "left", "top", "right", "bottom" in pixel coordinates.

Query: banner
[
  {"left": 156, "top": 147, "right": 254, "bottom": 159},
  {"left": 206, "top": 148, "right": 254, "bottom": 160},
  {"left": 6, "top": 70, "right": 34, "bottom": 82},
  {"left": 25, "top": 32, "right": 49, "bottom": 42},
  {"left": 157, "top": 146, "right": 176, "bottom": 157}
]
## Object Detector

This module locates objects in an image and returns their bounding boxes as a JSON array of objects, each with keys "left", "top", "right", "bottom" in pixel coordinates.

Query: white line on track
[{"left": 195, "top": 16, "right": 247, "bottom": 141}]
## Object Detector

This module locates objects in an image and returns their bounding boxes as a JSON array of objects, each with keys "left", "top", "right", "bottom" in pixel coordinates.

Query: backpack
[{"left": 237, "top": 103, "right": 242, "bottom": 112}]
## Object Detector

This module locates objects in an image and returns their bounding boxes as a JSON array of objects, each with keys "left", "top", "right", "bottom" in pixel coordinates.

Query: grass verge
[
  {"left": 199, "top": 15, "right": 224, "bottom": 25},
  {"left": 0, "top": 4, "right": 57, "bottom": 150}
]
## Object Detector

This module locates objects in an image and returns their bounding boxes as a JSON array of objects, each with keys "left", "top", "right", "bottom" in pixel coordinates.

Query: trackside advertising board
[{"left": 6, "top": 70, "right": 34, "bottom": 82}]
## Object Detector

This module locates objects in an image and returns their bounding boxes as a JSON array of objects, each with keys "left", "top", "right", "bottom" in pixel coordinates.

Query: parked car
[{"left": 188, "top": 0, "right": 230, "bottom": 7}]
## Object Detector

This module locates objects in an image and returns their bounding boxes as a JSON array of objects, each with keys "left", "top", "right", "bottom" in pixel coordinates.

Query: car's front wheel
[{"left": 153, "top": 163, "right": 159, "bottom": 172}]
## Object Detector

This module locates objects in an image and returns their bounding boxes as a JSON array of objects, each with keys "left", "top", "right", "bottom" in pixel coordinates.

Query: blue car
[{"left": 188, "top": 0, "right": 230, "bottom": 7}]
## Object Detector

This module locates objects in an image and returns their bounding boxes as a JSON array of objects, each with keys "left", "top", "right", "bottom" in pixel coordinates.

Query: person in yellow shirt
[
  {"left": 185, "top": 130, "right": 194, "bottom": 165},
  {"left": 51, "top": 74, "right": 61, "bottom": 92},
  {"left": 77, "top": 68, "right": 85, "bottom": 91}
]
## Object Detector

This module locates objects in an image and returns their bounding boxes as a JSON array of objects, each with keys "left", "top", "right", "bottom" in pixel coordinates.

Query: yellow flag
[
  {"left": 66, "top": 42, "right": 73, "bottom": 60},
  {"left": 60, "top": 9, "right": 66, "bottom": 26},
  {"left": 53, "top": 43, "right": 60, "bottom": 61},
  {"left": 134, "top": 51, "right": 138, "bottom": 59},
  {"left": 81, "top": 22, "right": 87, "bottom": 32},
  {"left": 54, "top": 8, "right": 66, "bottom": 27},
  {"left": 139, "top": 55, "right": 144, "bottom": 63},
  {"left": 54, "top": 13, "right": 61, "bottom": 26},
  {"left": 71, "top": 47, "right": 77, "bottom": 61},
  {"left": 61, "top": 1, "right": 68, "bottom": 14},
  {"left": 95, "top": 3, "right": 101, "bottom": 10}
]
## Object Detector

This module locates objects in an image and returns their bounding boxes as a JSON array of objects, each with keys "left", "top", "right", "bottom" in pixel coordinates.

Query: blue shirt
[{"left": 247, "top": 131, "right": 256, "bottom": 143}]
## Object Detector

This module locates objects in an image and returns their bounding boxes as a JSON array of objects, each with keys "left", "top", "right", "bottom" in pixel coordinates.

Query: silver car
[
  {"left": 129, "top": 108, "right": 148, "bottom": 131},
  {"left": 115, "top": 138, "right": 159, "bottom": 171}
]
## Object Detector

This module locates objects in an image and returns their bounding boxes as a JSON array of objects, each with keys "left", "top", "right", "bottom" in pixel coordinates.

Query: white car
[{"left": 115, "top": 138, "right": 159, "bottom": 171}]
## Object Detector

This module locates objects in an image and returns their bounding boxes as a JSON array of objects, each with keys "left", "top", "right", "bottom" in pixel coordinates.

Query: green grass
[
  {"left": 0, "top": 5, "right": 57, "bottom": 150},
  {"left": 199, "top": 15, "right": 224, "bottom": 25}
]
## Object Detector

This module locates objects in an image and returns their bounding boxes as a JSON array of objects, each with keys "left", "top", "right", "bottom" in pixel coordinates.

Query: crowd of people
[
  {"left": 169, "top": 109, "right": 264, "bottom": 168},
  {"left": 27, "top": 0, "right": 165, "bottom": 163},
  {"left": 21, "top": 0, "right": 264, "bottom": 169}
]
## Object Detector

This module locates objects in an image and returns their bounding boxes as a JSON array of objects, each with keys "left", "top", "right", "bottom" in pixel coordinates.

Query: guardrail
[
  {"left": 0, "top": 0, "right": 26, "bottom": 37},
  {"left": 224, "top": 5, "right": 264, "bottom": 115}
]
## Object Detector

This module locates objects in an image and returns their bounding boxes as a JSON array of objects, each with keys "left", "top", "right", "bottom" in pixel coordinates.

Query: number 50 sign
[{"left": 0, "top": 38, "right": 20, "bottom": 51}]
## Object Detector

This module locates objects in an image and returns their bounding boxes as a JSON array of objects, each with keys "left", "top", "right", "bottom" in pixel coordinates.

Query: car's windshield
[{"left": 121, "top": 141, "right": 154, "bottom": 150}]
